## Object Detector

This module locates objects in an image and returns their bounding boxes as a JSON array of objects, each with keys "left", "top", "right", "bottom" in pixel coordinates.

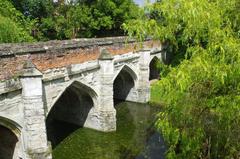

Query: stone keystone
[
  {"left": 98, "top": 48, "right": 113, "bottom": 60},
  {"left": 20, "top": 60, "right": 42, "bottom": 77}
]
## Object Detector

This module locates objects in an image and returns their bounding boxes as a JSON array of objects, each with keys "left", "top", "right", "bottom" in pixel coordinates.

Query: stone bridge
[{"left": 0, "top": 37, "right": 165, "bottom": 159}]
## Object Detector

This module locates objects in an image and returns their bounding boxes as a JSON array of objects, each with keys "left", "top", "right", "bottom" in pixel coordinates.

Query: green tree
[
  {"left": 38, "top": 0, "right": 140, "bottom": 39},
  {"left": 0, "top": 0, "right": 34, "bottom": 43},
  {"left": 89, "top": 0, "right": 140, "bottom": 36},
  {"left": 0, "top": 16, "right": 31, "bottom": 43},
  {"left": 124, "top": 0, "right": 240, "bottom": 158},
  {"left": 10, "top": 0, "right": 54, "bottom": 19},
  {"left": 5, "top": 0, "right": 141, "bottom": 40}
]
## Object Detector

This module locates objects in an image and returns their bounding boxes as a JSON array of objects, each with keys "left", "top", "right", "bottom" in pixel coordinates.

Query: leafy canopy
[
  {"left": 124, "top": 0, "right": 240, "bottom": 158},
  {"left": 0, "top": 0, "right": 141, "bottom": 42},
  {"left": 0, "top": 0, "right": 33, "bottom": 43}
]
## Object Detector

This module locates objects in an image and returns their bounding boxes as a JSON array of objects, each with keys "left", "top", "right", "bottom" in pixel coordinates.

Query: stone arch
[
  {"left": 0, "top": 117, "right": 21, "bottom": 159},
  {"left": 113, "top": 65, "right": 138, "bottom": 102},
  {"left": 113, "top": 65, "right": 138, "bottom": 83},
  {"left": 0, "top": 116, "right": 21, "bottom": 137},
  {"left": 47, "top": 80, "right": 98, "bottom": 114},
  {"left": 149, "top": 56, "right": 161, "bottom": 80},
  {"left": 46, "top": 80, "right": 98, "bottom": 148}
]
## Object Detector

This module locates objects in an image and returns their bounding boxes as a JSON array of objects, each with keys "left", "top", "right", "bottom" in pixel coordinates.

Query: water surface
[{"left": 52, "top": 102, "right": 166, "bottom": 159}]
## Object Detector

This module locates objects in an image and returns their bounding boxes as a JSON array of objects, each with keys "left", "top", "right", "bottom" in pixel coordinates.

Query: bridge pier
[
  {"left": 98, "top": 49, "right": 116, "bottom": 131},
  {"left": 83, "top": 49, "right": 116, "bottom": 132},
  {"left": 137, "top": 49, "right": 151, "bottom": 103},
  {"left": 20, "top": 61, "right": 52, "bottom": 159}
]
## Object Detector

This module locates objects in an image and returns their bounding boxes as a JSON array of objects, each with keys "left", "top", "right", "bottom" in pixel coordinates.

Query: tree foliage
[
  {"left": 0, "top": 0, "right": 140, "bottom": 42},
  {"left": 44, "top": 0, "right": 141, "bottom": 39},
  {"left": 0, "top": 0, "right": 34, "bottom": 43},
  {"left": 124, "top": 0, "right": 240, "bottom": 158},
  {"left": 10, "top": 0, "right": 54, "bottom": 19}
]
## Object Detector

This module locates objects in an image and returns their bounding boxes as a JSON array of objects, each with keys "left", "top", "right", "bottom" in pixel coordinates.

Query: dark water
[{"left": 52, "top": 102, "right": 166, "bottom": 159}]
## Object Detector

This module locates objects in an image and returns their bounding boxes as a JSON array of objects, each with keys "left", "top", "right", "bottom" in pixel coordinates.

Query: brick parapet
[{"left": 0, "top": 37, "right": 160, "bottom": 80}]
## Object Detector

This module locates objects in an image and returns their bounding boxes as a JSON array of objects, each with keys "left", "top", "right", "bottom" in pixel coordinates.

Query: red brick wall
[{"left": 0, "top": 38, "right": 160, "bottom": 80}]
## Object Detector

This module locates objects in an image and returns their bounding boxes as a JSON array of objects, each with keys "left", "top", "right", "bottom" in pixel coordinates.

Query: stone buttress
[
  {"left": 20, "top": 60, "right": 52, "bottom": 159},
  {"left": 98, "top": 49, "right": 116, "bottom": 131}
]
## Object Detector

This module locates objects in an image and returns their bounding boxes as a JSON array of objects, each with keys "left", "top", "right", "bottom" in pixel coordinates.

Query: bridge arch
[
  {"left": 0, "top": 116, "right": 21, "bottom": 159},
  {"left": 46, "top": 80, "right": 98, "bottom": 148},
  {"left": 0, "top": 116, "right": 21, "bottom": 137},
  {"left": 113, "top": 65, "right": 138, "bottom": 83},
  {"left": 149, "top": 56, "right": 161, "bottom": 80},
  {"left": 113, "top": 65, "right": 138, "bottom": 102}
]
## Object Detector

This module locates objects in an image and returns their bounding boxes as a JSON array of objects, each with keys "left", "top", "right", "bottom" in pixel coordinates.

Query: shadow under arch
[
  {"left": 46, "top": 80, "right": 98, "bottom": 148},
  {"left": 113, "top": 65, "right": 137, "bottom": 104},
  {"left": 149, "top": 56, "right": 161, "bottom": 80},
  {"left": 0, "top": 117, "right": 21, "bottom": 159}
]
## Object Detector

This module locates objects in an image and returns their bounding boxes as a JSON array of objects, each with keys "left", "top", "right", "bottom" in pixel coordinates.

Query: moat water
[{"left": 52, "top": 102, "right": 166, "bottom": 159}]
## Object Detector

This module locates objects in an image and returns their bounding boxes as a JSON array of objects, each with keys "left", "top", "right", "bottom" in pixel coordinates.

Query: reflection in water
[
  {"left": 52, "top": 102, "right": 166, "bottom": 159},
  {"left": 136, "top": 132, "right": 166, "bottom": 159}
]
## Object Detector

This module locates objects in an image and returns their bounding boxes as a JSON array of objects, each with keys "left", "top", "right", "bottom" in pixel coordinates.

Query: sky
[{"left": 134, "top": 0, "right": 155, "bottom": 6}]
